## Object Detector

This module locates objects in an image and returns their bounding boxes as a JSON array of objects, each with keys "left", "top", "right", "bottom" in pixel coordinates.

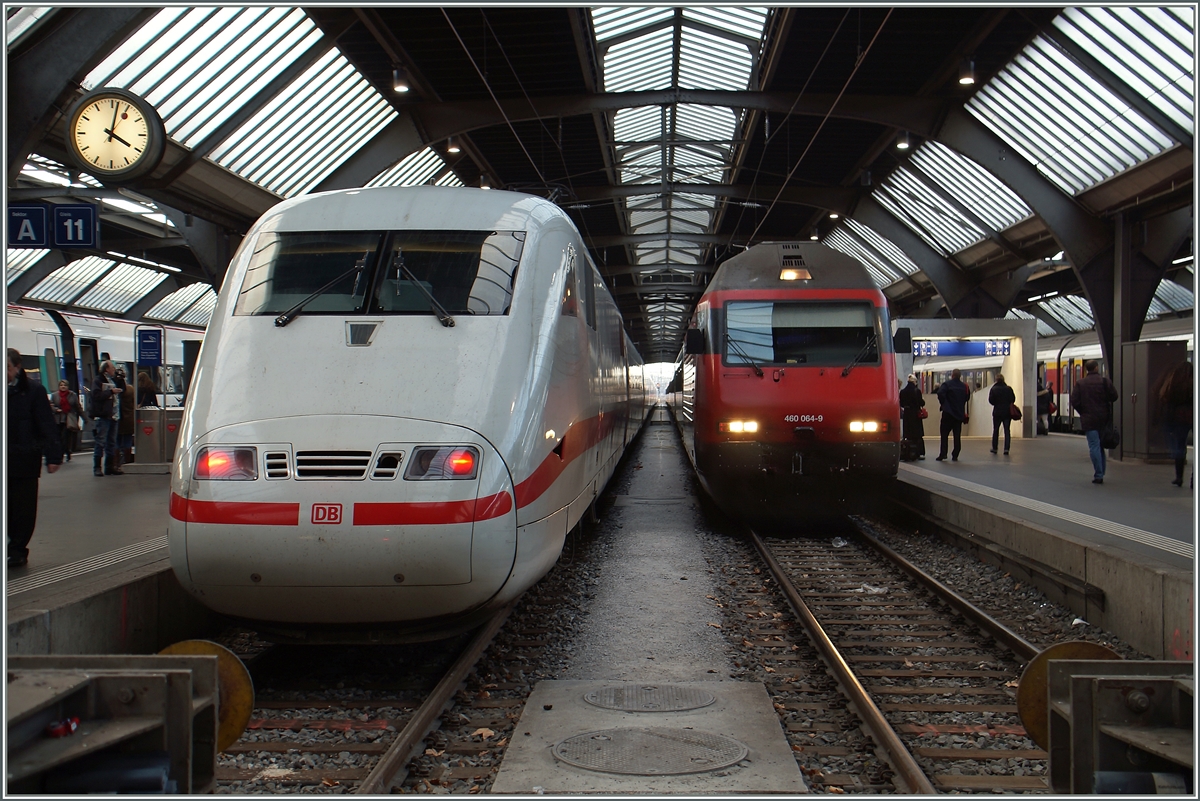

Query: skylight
[
  {"left": 72, "top": 262, "right": 167, "bottom": 314},
  {"left": 6, "top": 248, "right": 50, "bottom": 286},
  {"left": 24, "top": 256, "right": 115, "bottom": 306},
  {"left": 368, "top": 148, "right": 454, "bottom": 188},
  {"left": 145, "top": 282, "right": 216, "bottom": 323}
]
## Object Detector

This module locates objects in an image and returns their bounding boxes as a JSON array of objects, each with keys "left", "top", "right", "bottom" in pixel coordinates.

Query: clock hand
[
  {"left": 108, "top": 103, "right": 120, "bottom": 142},
  {"left": 103, "top": 129, "right": 133, "bottom": 148}
]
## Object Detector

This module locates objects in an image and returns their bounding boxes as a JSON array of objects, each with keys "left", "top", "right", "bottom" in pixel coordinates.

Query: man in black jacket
[
  {"left": 1070, "top": 360, "right": 1119, "bottom": 484},
  {"left": 90, "top": 360, "right": 125, "bottom": 477},
  {"left": 7, "top": 348, "right": 62, "bottom": 567},
  {"left": 935, "top": 369, "right": 971, "bottom": 461}
]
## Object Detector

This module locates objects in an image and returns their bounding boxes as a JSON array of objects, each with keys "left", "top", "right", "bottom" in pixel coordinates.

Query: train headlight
[
  {"left": 718, "top": 420, "right": 758, "bottom": 433},
  {"left": 194, "top": 446, "right": 258, "bottom": 480},
  {"left": 848, "top": 421, "right": 886, "bottom": 433},
  {"left": 404, "top": 446, "right": 480, "bottom": 480}
]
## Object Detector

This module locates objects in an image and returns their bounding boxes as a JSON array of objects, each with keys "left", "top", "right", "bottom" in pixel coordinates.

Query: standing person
[
  {"left": 1036, "top": 379, "right": 1052, "bottom": 435},
  {"left": 90, "top": 360, "right": 124, "bottom": 477},
  {"left": 899, "top": 374, "right": 926, "bottom": 460},
  {"left": 137, "top": 371, "right": 161, "bottom": 407},
  {"left": 116, "top": 368, "right": 135, "bottom": 469},
  {"left": 51, "top": 379, "right": 85, "bottom": 461},
  {"left": 935, "top": 369, "right": 970, "bottom": 462},
  {"left": 8, "top": 349, "right": 63, "bottom": 567},
  {"left": 988, "top": 374, "right": 1017, "bottom": 455},
  {"left": 1151, "top": 361, "right": 1193, "bottom": 488},
  {"left": 1069, "top": 360, "right": 1118, "bottom": 485}
]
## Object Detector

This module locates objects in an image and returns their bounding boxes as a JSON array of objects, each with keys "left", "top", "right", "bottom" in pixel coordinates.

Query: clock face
[{"left": 66, "top": 88, "right": 165, "bottom": 180}]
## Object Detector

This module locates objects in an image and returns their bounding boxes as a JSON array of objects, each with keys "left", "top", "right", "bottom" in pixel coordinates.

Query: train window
[
  {"left": 374, "top": 230, "right": 519, "bottom": 316},
  {"left": 561, "top": 245, "right": 579, "bottom": 317},
  {"left": 234, "top": 232, "right": 383, "bottom": 316},
  {"left": 724, "top": 301, "right": 880, "bottom": 367}
]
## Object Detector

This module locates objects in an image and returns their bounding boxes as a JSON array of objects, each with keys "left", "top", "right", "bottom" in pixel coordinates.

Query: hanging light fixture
[
  {"left": 392, "top": 67, "right": 411, "bottom": 93},
  {"left": 896, "top": 131, "right": 910, "bottom": 150},
  {"left": 809, "top": 227, "right": 819, "bottom": 241},
  {"left": 480, "top": 175, "right": 492, "bottom": 190},
  {"left": 828, "top": 212, "right": 839, "bottom": 219},
  {"left": 446, "top": 138, "right": 461, "bottom": 154},
  {"left": 959, "top": 58, "right": 976, "bottom": 86}
]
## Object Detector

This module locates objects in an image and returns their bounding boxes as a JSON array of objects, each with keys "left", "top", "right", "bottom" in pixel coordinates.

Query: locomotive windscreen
[
  {"left": 724, "top": 301, "right": 881, "bottom": 366},
  {"left": 233, "top": 230, "right": 525, "bottom": 317}
]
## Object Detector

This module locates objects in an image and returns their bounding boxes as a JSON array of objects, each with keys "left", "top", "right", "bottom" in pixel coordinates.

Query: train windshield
[
  {"left": 724, "top": 301, "right": 880, "bottom": 367},
  {"left": 233, "top": 230, "right": 524, "bottom": 318}
]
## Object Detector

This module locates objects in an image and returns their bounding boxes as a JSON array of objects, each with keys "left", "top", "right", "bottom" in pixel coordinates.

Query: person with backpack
[
  {"left": 8, "top": 349, "right": 62, "bottom": 567},
  {"left": 988, "top": 374, "right": 1017, "bottom": 455},
  {"left": 1069, "top": 360, "right": 1118, "bottom": 484}
]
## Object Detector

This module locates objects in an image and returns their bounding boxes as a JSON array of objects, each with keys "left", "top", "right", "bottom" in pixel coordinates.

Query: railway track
[{"left": 746, "top": 522, "right": 1051, "bottom": 794}]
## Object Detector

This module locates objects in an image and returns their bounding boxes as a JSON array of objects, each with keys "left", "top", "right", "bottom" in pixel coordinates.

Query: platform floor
[{"left": 6, "top": 430, "right": 1194, "bottom": 610}]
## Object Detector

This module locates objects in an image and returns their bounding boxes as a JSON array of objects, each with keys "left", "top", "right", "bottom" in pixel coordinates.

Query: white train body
[{"left": 169, "top": 187, "right": 649, "bottom": 638}]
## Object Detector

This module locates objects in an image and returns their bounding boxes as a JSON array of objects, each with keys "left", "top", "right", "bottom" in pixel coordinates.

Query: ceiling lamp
[
  {"left": 959, "top": 58, "right": 976, "bottom": 86},
  {"left": 896, "top": 131, "right": 910, "bottom": 150},
  {"left": 809, "top": 228, "right": 819, "bottom": 241},
  {"left": 446, "top": 138, "right": 461, "bottom": 154},
  {"left": 480, "top": 175, "right": 492, "bottom": 190},
  {"left": 828, "top": 212, "right": 839, "bottom": 219},
  {"left": 392, "top": 67, "right": 411, "bottom": 93}
]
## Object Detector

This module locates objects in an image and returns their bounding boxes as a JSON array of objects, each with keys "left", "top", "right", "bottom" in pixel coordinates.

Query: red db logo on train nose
[{"left": 312, "top": 504, "right": 342, "bottom": 524}]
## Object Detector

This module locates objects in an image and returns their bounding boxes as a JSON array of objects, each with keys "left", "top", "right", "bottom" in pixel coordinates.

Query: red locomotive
[{"left": 668, "top": 242, "right": 907, "bottom": 520}]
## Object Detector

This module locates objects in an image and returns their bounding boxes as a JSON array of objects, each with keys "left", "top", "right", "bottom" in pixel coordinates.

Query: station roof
[{"left": 6, "top": 6, "right": 1194, "bottom": 362}]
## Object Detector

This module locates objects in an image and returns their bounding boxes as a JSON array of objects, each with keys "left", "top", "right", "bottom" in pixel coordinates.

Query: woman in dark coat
[
  {"left": 988, "top": 374, "right": 1017, "bottom": 455},
  {"left": 1152, "top": 360, "right": 1193, "bottom": 487},
  {"left": 51, "top": 379, "right": 85, "bottom": 461},
  {"left": 898, "top": 374, "right": 926, "bottom": 460},
  {"left": 7, "top": 348, "right": 63, "bottom": 567}
]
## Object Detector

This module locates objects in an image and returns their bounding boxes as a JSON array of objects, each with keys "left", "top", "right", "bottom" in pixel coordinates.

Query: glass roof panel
[
  {"left": 84, "top": 8, "right": 324, "bottom": 149},
  {"left": 592, "top": 7, "right": 673, "bottom": 42},
  {"left": 966, "top": 30, "right": 1175, "bottom": 196},
  {"left": 909, "top": 141, "right": 1033, "bottom": 233},
  {"left": 1039, "top": 294, "right": 1095, "bottom": 332},
  {"left": 1153, "top": 277, "right": 1194, "bottom": 312},
  {"left": 6, "top": 248, "right": 50, "bottom": 286},
  {"left": 1005, "top": 308, "right": 1057, "bottom": 337},
  {"left": 844, "top": 218, "right": 921, "bottom": 276},
  {"left": 874, "top": 169, "right": 983, "bottom": 256},
  {"left": 679, "top": 27, "right": 752, "bottom": 91},
  {"left": 675, "top": 105, "right": 737, "bottom": 143},
  {"left": 602, "top": 27, "right": 674, "bottom": 92},
  {"left": 1054, "top": 6, "right": 1194, "bottom": 135},
  {"left": 25, "top": 256, "right": 114, "bottom": 306},
  {"left": 176, "top": 288, "right": 218, "bottom": 327},
  {"left": 145, "top": 282, "right": 214, "bottom": 323},
  {"left": 368, "top": 148, "right": 450, "bottom": 187},
  {"left": 208, "top": 48, "right": 397, "bottom": 197},
  {"left": 6, "top": 7, "right": 54, "bottom": 47},
  {"left": 823, "top": 228, "right": 901, "bottom": 288},
  {"left": 73, "top": 262, "right": 167, "bottom": 314},
  {"left": 682, "top": 7, "right": 770, "bottom": 41},
  {"left": 613, "top": 107, "right": 664, "bottom": 143},
  {"left": 433, "top": 171, "right": 465, "bottom": 187}
]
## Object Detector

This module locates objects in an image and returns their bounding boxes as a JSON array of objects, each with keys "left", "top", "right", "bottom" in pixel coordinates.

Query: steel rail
[
  {"left": 356, "top": 603, "right": 515, "bottom": 794},
  {"left": 748, "top": 528, "right": 936, "bottom": 795},
  {"left": 854, "top": 524, "right": 1041, "bottom": 663}
]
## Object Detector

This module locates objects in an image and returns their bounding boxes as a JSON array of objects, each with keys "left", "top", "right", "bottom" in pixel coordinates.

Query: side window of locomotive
[
  {"left": 373, "top": 230, "right": 519, "bottom": 315},
  {"left": 585, "top": 264, "right": 598, "bottom": 330},
  {"left": 725, "top": 301, "right": 878, "bottom": 366},
  {"left": 234, "top": 231, "right": 382, "bottom": 315},
  {"left": 561, "top": 245, "right": 579, "bottom": 317}
]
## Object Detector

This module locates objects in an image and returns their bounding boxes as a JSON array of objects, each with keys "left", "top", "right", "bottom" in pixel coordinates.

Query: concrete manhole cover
[
  {"left": 551, "top": 727, "right": 748, "bottom": 775},
  {"left": 584, "top": 684, "right": 716, "bottom": 712}
]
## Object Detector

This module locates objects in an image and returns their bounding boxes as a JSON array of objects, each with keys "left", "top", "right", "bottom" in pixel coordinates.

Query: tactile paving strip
[
  {"left": 551, "top": 727, "right": 748, "bottom": 775},
  {"left": 583, "top": 684, "right": 716, "bottom": 712}
]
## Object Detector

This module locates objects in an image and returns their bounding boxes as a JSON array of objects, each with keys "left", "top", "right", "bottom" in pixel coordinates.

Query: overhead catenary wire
[{"left": 746, "top": 9, "right": 894, "bottom": 248}]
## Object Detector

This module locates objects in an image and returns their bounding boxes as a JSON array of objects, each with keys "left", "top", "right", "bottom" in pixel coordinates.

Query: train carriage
[
  {"left": 168, "top": 186, "right": 649, "bottom": 640},
  {"left": 669, "top": 242, "right": 904, "bottom": 520}
]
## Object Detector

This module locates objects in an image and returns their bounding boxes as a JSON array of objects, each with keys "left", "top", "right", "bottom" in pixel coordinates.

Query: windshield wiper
[
  {"left": 393, "top": 249, "right": 455, "bottom": 328},
  {"left": 275, "top": 257, "right": 367, "bottom": 327},
  {"left": 724, "top": 332, "right": 764, "bottom": 376},
  {"left": 841, "top": 332, "right": 878, "bottom": 377}
]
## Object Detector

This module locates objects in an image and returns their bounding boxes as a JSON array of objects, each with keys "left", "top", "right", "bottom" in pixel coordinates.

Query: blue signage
[
  {"left": 136, "top": 328, "right": 163, "bottom": 367},
  {"left": 8, "top": 204, "right": 48, "bottom": 248},
  {"left": 913, "top": 340, "right": 1011, "bottom": 357},
  {"left": 51, "top": 204, "right": 98, "bottom": 249}
]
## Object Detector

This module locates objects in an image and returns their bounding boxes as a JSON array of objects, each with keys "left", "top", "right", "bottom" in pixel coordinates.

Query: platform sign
[
  {"left": 136, "top": 328, "right": 163, "bottom": 367},
  {"left": 8, "top": 204, "right": 48, "bottom": 248},
  {"left": 51, "top": 203, "right": 98, "bottom": 249},
  {"left": 913, "top": 340, "right": 1011, "bottom": 358}
]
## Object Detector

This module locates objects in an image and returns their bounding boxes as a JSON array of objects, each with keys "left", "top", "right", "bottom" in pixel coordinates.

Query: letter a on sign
[{"left": 17, "top": 219, "right": 36, "bottom": 240}]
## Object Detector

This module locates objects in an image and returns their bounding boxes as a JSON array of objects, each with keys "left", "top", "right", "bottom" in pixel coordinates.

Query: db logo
[{"left": 312, "top": 504, "right": 342, "bottom": 524}]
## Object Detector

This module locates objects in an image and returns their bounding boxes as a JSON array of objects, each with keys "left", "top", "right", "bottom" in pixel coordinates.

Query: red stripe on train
[
  {"left": 512, "top": 411, "right": 623, "bottom": 509},
  {"left": 170, "top": 493, "right": 300, "bottom": 525},
  {"left": 353, "top": 490, "right": 513, "bottom": 525}
]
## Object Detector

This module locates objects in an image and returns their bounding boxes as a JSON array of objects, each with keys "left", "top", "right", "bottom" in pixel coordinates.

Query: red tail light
[
  {"left": 405, "top": 446, "right": 480, "bottom": 480},
  {"left": 194, "top": 446, "right": 258, "bottom": 480},
  {"left": 447, "top": 449, "right": 476, "bottom": 476}
]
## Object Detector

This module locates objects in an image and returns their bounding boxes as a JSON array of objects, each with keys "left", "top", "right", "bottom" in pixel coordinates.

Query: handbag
[
  {"left": 918, "top": 407, "right": 928, "bottom": 419},
  {"left": 1010, "top": 403, "right": 1022, "bottom": 421},
  {"left": 1048, "top": 401, "right": 1057, "bottom": 415},
  {"left": 1101, "top": 401, "right": 1120, "bottom": 449}
]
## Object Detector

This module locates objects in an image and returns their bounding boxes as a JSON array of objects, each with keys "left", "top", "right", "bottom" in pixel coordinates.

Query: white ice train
[{"left": 168, "top": 186, "right": 651, "bottom": 641}]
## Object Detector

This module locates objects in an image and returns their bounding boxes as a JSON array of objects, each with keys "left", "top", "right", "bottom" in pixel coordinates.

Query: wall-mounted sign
[
  {"left": 8, "top": 204, "right": 48, "bottom": 248},
  {"left": 51, "top": 204, "right": 99, "bottom": 248},
  {"left": 136, "top": 327, "right": 163, "bottom": 367},
  {"left": 913, "top": 340, "right": 1011, "bottom": 357}
]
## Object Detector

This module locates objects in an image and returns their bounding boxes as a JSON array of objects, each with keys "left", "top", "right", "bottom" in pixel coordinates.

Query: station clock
[{"left": 64, "top": 87, "right": 166, "bottom": 182}]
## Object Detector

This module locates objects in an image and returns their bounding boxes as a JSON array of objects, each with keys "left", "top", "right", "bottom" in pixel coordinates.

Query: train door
[{"left": 34, "top": 334, "right": 61, "bottom": 388}]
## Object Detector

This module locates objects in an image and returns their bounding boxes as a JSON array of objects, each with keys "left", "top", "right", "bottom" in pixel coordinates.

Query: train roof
[
  {"left": 257, "top": 186, "right": 568, "bottom": 234},
  {"left": 705, "top": 242, "right": 880, "bottom": 294}
]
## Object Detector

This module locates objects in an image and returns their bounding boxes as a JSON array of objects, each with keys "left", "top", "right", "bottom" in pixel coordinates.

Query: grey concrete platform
[{"left": 491, "top": 681, "right": 807, "bottom": 794}]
